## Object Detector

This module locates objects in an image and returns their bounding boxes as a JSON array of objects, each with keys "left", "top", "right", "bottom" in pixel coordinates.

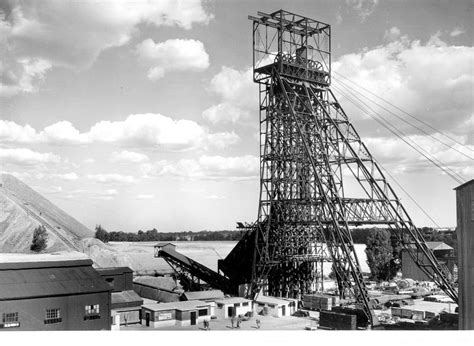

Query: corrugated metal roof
[
  {"left": 214, "top": 297, "right": 251, "bottom": 305},
  {"left": 133, "top": 276, "right": 177, "bottom": 291},
  {"left": 254, "top": 295, "right": 289, "bottom": 306},
  {"left": 0, "top": 252, "right": 92, "bottom": 270},
  {"left": 426, "top": 242, "right": 453, "bottom": 251},
  {"left": 183, "top": 290, "right": 224, "bottom": 301},
  {"left": 0, "top": 264, "right": 111, "bottom": 300},
  {"left": 111, "top": 290, "right": 143, "bottom": 309},
  {"left": 96, "top": 267, "right": 134, "bottom": 276},
  {"left": 142, "top": 300, "right": 209, "bottom": 312}
]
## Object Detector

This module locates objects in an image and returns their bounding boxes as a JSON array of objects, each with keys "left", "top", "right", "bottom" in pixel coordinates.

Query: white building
[
  {"left": 214, "top": 297, "right": 252, "bottom": 319},
  {"left": 254, "top": 295, "right": 297, "bottom": 317}
]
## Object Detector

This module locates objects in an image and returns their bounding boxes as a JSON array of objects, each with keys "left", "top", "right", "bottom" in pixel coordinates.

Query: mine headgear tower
[{"left": 243, "top": 10, "right": 457, "bottom": 325}]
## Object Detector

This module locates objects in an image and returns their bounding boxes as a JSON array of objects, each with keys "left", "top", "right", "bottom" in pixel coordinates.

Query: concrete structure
[
  {"left": 456, "top": 179, "right": 474, "bottom": 330},
  {"left": 133, "top": 276, "right": 182, "bottom": 302},
  {"left": 97, "top": 267, "right": 143, "bottom": 326},
  {"left": 254, "top": 295, "right": 297, "bottom": 317},
  {"left": 141, "top": 300, "right": 211, "bottom": 328},
  {"left": 0, "top": 253, "right": 111, "bottom": 331},
  {"left": 402, "top": 242, "right": 455, "bottom": 281},
  {"left": 214, "top": 297, "right": 252, "bottom": 319}
]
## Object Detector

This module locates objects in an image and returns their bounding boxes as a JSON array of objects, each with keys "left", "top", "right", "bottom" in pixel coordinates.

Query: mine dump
[{"left": 0, "top": 5, "right": 472, "bottom": 335}]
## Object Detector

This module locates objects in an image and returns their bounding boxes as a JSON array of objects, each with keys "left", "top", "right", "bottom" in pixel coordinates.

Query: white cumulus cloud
[
  {"left": 136, "top": 38, "right": 209, "bottom": 80},
  {"left": 202, "top": 66, "right": 257, "bottom": 124},
  {"left": 346, "top": 0, "right": 379, "bottom": 22},
  {"left": 450, "top": 27, "right": 465, "bottom": 37},
  {"left": 141, "top": 155, "right": 259, "bottom": 180},
  {"left": 333, "top": 34, "right": 473, "bottom": 141},
  {"left": 0, "top": 114, "right": 240, "bottom": 151},
  {"left": 0, "top": 147, "right": 60, "bottom": 165},
  {"left": 87, "top": 173, "right": 137, "bottom": 184},
  {"left": 136, "top": 194, "right": 154, "bottom": 200},
  {"left": 51, "top": 172, "right": 79, "bottom": 181},
  {"left": 110, "top": 150, "right": 149, "bottom": 163},
  {"left": 1, "top": 0, "right": 212, "bottom": 96}
]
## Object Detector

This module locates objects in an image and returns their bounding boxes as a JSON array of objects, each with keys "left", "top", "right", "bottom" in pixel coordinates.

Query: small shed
[
  {"left": 214, "top": 297, "right": 252, "bottom": 319},
  {"left": 141, "top": 300, "right": 211, "bottom": 328},
  {"left": 254, "top": 295, "right": 297, "bottom": 317},
  {"left": 111, "top": 290, "right": 143, "bottom": 325}
]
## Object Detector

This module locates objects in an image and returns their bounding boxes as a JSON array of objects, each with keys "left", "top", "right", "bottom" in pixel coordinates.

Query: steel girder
[{"left": 246, "top": 10, "right": 458, "bottom": 327}]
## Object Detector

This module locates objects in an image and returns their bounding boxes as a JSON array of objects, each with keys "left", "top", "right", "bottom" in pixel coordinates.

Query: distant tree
[
  {"left": 30, "top": 225, "right": 48, "bottom": 252},
  {"left": 95, "top": 224, "right": 109, "bottom": 243},
  {"left": 365, "top": 229, "right": 397, "bottom": 281}
]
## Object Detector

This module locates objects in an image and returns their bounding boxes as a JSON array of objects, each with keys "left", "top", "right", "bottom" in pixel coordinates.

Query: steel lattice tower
[{"left": 246, "top": 10, "right": 457, "bottom": 325}]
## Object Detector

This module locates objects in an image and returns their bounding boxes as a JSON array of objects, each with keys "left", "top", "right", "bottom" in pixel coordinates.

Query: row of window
[
  {"left": 0, "top": 305, "right": 101, "bottom": 328},
  {"left": 216, "top": 302, "right": 250, "bottom": 308}
]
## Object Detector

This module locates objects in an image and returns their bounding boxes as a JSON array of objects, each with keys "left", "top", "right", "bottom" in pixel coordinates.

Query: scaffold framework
[{"left": 237, "top": 10, "right": 458, "bottom": 326}]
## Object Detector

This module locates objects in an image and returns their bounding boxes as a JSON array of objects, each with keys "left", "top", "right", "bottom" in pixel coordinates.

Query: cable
[
  {"left": 332, "top": 83, "right": 465, "bottom": 184},
  {"left": 334, "top": 71, "right": 473, "bottom": 152},
  {"left": 373, "top": 157, "right": 441, "bottom": 228},
  {"left": 332, "top": 78, "right": 473, "bottom": 161},
  {"left": 331, "top": 83, "right": 465, "bottom": 184}
]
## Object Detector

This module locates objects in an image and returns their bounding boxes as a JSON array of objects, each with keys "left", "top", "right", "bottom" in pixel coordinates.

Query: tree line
[{"left": 94, "top": 225, "right": 243, "bottom": 243}]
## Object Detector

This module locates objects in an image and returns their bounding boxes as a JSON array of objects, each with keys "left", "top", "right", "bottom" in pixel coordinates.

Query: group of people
[
  {"left": 202, "top": 315, "right": 262, "bottom": 330},
  {"left": 230, "top": 316, "right": 261, "bottom": 329}
]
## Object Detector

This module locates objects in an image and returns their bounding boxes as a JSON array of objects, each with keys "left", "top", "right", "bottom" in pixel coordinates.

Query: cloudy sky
[{"left": 1, "top": 0, "right": 472, "bottom": 232}]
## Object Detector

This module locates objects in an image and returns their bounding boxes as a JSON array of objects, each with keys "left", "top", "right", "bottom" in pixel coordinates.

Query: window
[
  {"left": 1, "top": 312, "right": 19, "bottom": 328},
  {"left": 45, "top": 308, "right": 62, "bottom": 324},
  {"left": 242, "top": 302, "right": 249, "bottom": 307},
  {"left": 217, "top": 303, "right": 223, "bottom": 308},
  {"left": 198, "top": 308, "right": 208, "bottom": 317},
  {"left": 105, "top": 278, "right": 115, "bottom": 286},
  {"left": 84, "top": 304, "right": 101, "bottom": 320}
]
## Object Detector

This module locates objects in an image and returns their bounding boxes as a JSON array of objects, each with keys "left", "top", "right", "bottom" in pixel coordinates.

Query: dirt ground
[{"left": 120, "top": 312, "right": 320, "bottom": 332}]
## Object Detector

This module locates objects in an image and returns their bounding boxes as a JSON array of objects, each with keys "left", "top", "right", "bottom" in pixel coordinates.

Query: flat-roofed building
[
  {"left": 141, "top": 300, "right": 211, "bottom": 328},
  {"left": 214, "top": 297, "right": 252, "bottom": 319},
  {"left": 254, "top": 295, "right": 297, "bottom": 317},
  {"left": 0, "top": 252, "right": 111, "bottom": 331}
]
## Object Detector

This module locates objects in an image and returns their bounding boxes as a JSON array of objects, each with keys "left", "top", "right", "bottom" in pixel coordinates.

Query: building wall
[
  {"left": 402, "top": 250, "right": 452, "bottom": 281},
  {"left": 100, "top": 271, "right": 133, "bottom": 292},
  {"left": 457, "top": 182, "right": 474, "bottom": 330},
  {"left": 113, "top": 308, "right": 141, "bottom": 325},
  {"left": 0, "top": 292, "right": 111, "bottom": 331},
  {"left": 141, "top": 307, "right": 210, "bottom": 328},
  {"left": 255, "top": 302, "right": 290, "bottom": 317},
  {"left": 401, "top": 251, "right": 430, "bottom": 281},
  {"left": 215, "top": 302, "right": 252, "bottom": 319}
]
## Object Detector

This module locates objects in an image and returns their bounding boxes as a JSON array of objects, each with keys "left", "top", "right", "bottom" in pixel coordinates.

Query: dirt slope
[{"left": 0, "top": 174, "right": 93, "bottom": 253}]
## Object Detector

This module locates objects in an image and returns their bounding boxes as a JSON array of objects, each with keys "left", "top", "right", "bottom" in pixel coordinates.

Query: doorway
[
  {"left": 190, "top": 311, "right": 197, "bottom": 326},
  {"left": 145, "top": 312, "right": 150, "bottom": 327},
  {"left": 227, "top": 306, "right": 234, "bottom": 318},
  {"left": 282, "top": 305, "right": 286, "bottom": 316}
]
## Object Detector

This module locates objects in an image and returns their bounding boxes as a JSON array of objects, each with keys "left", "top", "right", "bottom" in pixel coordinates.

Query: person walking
[
  {"left": 256, "top": 318, "right": 260, "bottom": 329},
  {"left": 231, "top": 316, "right": 235, "bottom": 329},
  {"left": 237, "top": 315, "right": 242, "bottom": 328}
]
